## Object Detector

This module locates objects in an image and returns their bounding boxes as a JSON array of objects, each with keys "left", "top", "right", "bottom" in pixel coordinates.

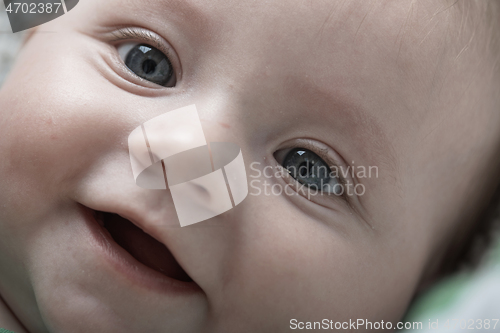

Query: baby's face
[{"left": 1, "top": 0, "right": 499, "bottom": 332}]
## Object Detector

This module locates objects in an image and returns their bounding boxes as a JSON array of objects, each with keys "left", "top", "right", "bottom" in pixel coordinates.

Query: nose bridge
[{"left": 191, "top": 72, "right": 281, "bottom": 150}]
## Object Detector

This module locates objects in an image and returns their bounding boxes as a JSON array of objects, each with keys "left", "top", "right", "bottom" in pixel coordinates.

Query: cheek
[
  {"left": 0, "top": 38, "right": 137, "bottom": 247},
  {"left": 216, "top": 196, "right": 419, "bottom": 325},
  {"left": 0, "top": 38, "right": 132, "bottom": 201}
]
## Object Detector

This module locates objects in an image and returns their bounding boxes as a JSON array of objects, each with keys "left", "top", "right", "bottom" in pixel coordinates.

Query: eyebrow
[
  {"left": 154, "top": 0, "right": 220, "bottom": 45},
  {"left": 284, "top": 74, "right": 400, "bottom": 184},
  {"left": 160, "top": 0, "right": 206, "bottom": 23}
]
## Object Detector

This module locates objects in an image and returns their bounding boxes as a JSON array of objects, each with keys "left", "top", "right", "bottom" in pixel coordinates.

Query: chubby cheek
[
  {"left": 0, "top": 35, "right": 134, "bottom": 222},
  {"left": 212, "top": 197, "right": 420, "bottom": 328}
]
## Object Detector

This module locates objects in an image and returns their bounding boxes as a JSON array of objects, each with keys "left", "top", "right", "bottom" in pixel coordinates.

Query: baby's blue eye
[
  {"left": 121, "top": 43, "right": 176, "bottom": 87},
  {"left": 282, "top": 148, "right": 342, "bottom": 195}
]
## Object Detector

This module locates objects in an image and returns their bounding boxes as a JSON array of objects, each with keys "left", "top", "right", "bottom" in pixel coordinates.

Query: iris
[
  {"left": 124, "top": 44, "right": 175, "bottom": 87},
  {"left": 283, "top": 148, "right": 331, "bottom": 189}
]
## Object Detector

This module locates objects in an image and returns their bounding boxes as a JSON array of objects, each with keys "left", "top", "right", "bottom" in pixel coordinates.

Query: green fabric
[
  {"left": 491, "top": 237, "right": 500, "bottom": 263},
  {"left": 404, "top": 237, "right": 500, "bottom": 322},
  {"left": 404, "top": 273, "right": 472, "bottom": 321},
  {"left": 0, "top": 328, "right": 16, "bottom": 333}
]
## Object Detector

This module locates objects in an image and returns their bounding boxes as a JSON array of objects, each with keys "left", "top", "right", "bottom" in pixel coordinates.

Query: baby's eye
[
  {"left": 118, "top": 43, "right": 176, "bottom": 87},
  {"left": 281, "top": 148, "right": 343, "bottom": 195}
]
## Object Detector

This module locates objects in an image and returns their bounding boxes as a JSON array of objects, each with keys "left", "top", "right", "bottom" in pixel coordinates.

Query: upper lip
[
  {"left": 109, "top": 206, "right": 169, "bottom": 245},
  {"left": 85, "top": 198, "right": 175, "bottom": 250},
  {"left": 80, "top": 199, "right": 200, "bottom": 292}
]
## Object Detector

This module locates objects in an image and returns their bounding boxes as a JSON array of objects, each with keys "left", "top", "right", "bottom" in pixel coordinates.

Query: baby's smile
[
  {"left": 0, "top": 0, "right": 499, "bottom": 332},
  {"left": 84, "top": 206, "right": 198, "bottom": 287}
]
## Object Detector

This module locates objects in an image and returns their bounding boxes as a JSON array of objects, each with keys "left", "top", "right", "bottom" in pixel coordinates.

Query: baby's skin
[{"left": 0, "top": 0, "right": 499, "bottom": 332}]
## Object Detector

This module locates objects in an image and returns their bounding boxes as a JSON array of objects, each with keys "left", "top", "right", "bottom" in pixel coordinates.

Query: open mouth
[{"left": 91, "top": 210, "right": 193, "bottom": 283}]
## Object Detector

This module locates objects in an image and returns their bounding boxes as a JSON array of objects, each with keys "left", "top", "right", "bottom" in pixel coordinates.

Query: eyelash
[{"left": 110, "top": 27, "right": 171, "bottom": 56}]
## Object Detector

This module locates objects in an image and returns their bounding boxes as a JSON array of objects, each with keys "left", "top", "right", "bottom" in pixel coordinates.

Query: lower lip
[{"left": 80, "top": 205, "right": 203, "bottom": 296}]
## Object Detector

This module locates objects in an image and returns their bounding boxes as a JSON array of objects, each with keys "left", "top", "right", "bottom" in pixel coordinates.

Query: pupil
[
  {"left": 142, "top": 59, "right": 157, "bottom": 74},
  {"left": 299, "top": 162, "right": 310, "bottom": 177}
]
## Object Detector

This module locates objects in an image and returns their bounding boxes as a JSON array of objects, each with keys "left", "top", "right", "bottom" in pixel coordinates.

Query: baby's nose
[{"left": 128, "top": 104, "right": 248, "bottom": 227}]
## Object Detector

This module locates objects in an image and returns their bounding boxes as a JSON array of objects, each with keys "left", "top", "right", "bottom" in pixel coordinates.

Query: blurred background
[
  {"left": 1, "top": 2, "right": 500, "bottom": 332},
  {"left": 0, "top": 2, "right": 25, "bottom": 87}
]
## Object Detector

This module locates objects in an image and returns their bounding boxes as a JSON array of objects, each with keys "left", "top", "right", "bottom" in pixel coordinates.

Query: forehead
[
  {"left": 114, "top": 0, "right": 456, "bottom": 71},
  {"left": 151, "top": 0, "right": 454, "bottom": 64},
  {"left": 136, "top": 0, "right": 458, "bottom": 114}
]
